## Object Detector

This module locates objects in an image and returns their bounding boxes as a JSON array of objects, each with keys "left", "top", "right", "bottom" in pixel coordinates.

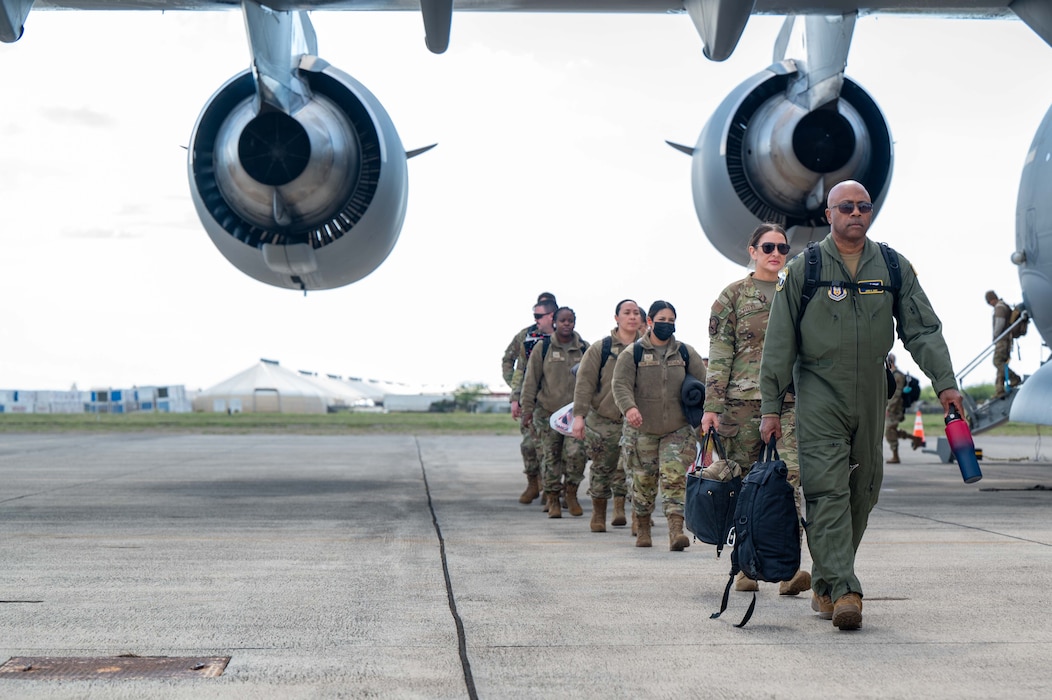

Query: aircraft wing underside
[{"left": 29, "top": 1, "right": 1019, "bottom": 16}]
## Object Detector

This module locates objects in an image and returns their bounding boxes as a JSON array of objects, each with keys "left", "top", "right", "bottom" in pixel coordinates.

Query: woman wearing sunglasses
[{"left": 701, "top": 223, "right": 809, "bottom": 595}]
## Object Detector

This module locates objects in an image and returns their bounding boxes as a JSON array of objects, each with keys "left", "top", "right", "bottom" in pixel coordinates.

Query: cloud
[{"left": 40, "top": 105, "right": 117, "bottom": 128}]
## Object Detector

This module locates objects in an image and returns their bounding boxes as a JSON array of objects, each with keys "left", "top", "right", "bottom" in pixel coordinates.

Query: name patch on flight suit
[
  {"left": 828, "top": 284, "right": 848, "bottom": 301},
  {"left": 639, "top": 352, "right": 659, "bottom": 366},
  {"left": 857, "top": 280, "right": 885, "bottom": 295}
]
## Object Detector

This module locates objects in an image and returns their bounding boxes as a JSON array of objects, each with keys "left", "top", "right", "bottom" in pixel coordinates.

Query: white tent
[
  {"left": 297, "top": 372, "right": 374, "bottom": 410},
  {"left": 193, "top": 360, "right": 333, "bottom": 414}
]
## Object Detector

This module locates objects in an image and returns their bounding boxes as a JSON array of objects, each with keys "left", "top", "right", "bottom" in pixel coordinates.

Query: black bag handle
[
  {"left": 763, "top": 435, "right": 780, "bottom": 463},
  {"left": 702, "top": 427, "right": 728, "bottom": 462}
]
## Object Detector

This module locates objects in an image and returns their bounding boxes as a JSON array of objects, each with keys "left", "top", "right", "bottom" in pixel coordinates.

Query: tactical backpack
[
  {"left": 901, "top": 373, "right": 922, "bottom": 410},
  {"left": 1009, "top": 304, "right": 1029, "bottom": 339},
  {"left": 711, "top": 438, "right": 801, "bottom": 628}
]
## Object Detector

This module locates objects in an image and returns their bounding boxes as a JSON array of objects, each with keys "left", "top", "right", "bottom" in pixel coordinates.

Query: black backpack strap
[
  {"left": 633, "top": 340, "right": 643, "bottom": 365},
  {"left": 679, "top": 344, "right": 689, "bottom": 365},
  {"left": 797, "top": 241, "right": 904, "bottom": 346},
  {"left": 541, "top": 335, "right": 551, "bottom": 360},
  {"left": 710, "top": 543, "right": 756, "bottom": 627},
  {"left": 878, "top": 241, "right": 903, "bottom": 338},
  {"left": 597, "top": 336, "right": 613, "bottom": 393},
  {"left": 796, "top": 241, "right": 823, "bottom": 348}
]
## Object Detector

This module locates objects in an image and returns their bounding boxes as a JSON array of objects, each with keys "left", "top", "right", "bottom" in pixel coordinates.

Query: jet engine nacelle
[
  {"left": 1009, "top": 103, "right": 1052, "bottom": 426},
  {"left": 691, "top": 61, "right": 894, "bottom": 266},
  {"left": 188, "top": 56, "right": 408, "bottom": 291}
]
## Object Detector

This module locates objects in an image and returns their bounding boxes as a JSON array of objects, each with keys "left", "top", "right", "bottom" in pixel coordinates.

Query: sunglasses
[
  {"left": 833, "top": 201, "right": 874, "bottom": 215},
  {"left": 533, "top": 312, "right": 550, "bottom": 320},
  {"left": 758, "top": 242, "right": 791, "bottom": 255}
]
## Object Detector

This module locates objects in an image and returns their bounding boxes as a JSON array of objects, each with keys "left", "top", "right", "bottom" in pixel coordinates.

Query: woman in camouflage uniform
[
  {"left": 701, "top": 223, "right": 808, "bottom": 594},
  {"left": 521, "top": 307, "right": 590, "bottom": 518},
  {"left": 612, "top": 300, "right": 706, "bottom": 551},
  {"left": 571, "top": 299, "right": 644, "bottom": 533}
]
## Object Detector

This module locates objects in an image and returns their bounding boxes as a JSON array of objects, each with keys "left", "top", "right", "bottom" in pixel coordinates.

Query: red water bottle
[{"left": 945, "top": 404, "right": 982, "bottom": 484}]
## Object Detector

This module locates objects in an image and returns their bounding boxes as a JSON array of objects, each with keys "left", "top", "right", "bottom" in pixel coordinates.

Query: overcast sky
[{"left": 1, "top": 9, "right": 1050, "bottom": 393}]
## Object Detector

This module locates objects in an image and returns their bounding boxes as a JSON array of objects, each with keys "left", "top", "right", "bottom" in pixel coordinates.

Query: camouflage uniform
[
  {"left": 884, "top": 368, "right": 906, "bottom": 451},
  {"left": 991, "top": 298, "right": 1022, "bottom": 397},
  {"left": 521, "top": 332, "right": 589, "bottom": 494},
  {"left": 760, "top": 235, "right": 957, "bottom": 603},
  {"left": 503, "top": 324, "right": 545, "bottom": 477},
  {"left": 572, "top": 329, "right": 641, "bottom": 499},
  {"left": 705, "top": 274, "right": 797, "bottom": 482},
  {"left": 611, "top": 333, "right": 706, "bottom": 517}
]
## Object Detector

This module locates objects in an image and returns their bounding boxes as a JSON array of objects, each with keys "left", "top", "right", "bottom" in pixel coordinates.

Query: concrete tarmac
[{"left": 1, "top": 431, "right": 1051, "bottom": 698}]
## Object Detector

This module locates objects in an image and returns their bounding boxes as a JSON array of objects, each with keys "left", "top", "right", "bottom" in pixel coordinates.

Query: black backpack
[
  {"left": 901, "top": 373, "right": 921, "bottom": 410},
  {"left": 711, "top": 438, "right": 801, "bottom": 628}
]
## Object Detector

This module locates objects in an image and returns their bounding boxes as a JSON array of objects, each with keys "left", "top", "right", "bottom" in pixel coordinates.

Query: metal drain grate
[{"left": 0, "top": 656, "right": 230, "bottom": 680}]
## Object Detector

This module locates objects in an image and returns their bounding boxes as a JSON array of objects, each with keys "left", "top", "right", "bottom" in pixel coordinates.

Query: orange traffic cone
[{"left": 911, "top": 408, "right": 926, "bottom": 449}]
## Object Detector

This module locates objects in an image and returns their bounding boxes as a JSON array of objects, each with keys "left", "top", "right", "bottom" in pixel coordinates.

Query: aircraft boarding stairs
[{"left": 922, "top": 311, "right": 1028, "bottom": 464}]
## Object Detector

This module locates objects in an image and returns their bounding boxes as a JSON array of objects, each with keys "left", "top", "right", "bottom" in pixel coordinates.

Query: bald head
[{"left": 826, "top": 180, "right": 871, "bottom": 209}]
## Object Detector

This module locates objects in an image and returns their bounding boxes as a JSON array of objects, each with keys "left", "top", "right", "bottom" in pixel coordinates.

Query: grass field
[
  {"left": 0, "top": 412, "right": 523, "bottom": 435},
  {"left": 0, "top": 411, "right": 1043, "bottom": 437}
]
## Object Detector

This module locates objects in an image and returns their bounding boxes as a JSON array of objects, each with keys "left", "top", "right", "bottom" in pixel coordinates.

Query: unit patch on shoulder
[{"left": 776, "top": 267, "right": 788, "bottom": 292}]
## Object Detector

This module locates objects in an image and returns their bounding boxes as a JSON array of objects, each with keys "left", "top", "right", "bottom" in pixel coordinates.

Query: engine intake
[
  {"left": 691, "top": 62, "right": 893, "bottom": 266},
  {"left": 188, "top": 57, "right": 408, "bottom": 290}
]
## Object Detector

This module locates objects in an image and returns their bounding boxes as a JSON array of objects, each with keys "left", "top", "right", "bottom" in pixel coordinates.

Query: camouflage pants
[
  {"left": 534, "top": 405, "right": 587, "bottom": 493},
  {"left": 519, "top": 419, "right": 540, "bottom": 477},
  {"left": 993, "top": 339, "right": 1021, "bottom": 394},
  {"left": 716, "top": 399, "right": 798, "bottom": 485},
  {"left": 583, "top": 413, "right": 628, "bottom": 499},
  {"left": 621, "top": 424, "right": 697, "bottom": 517},
  {"left": 884, "top": 411, "right": 904, "bottom": 451}
]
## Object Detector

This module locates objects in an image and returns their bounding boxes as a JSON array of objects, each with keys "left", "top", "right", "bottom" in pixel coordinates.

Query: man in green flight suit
[{"left": 759, "top": 180, "right": 964, "bottom": 631}]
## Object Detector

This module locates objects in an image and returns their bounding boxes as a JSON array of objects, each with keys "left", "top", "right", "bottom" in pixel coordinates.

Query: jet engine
[
  {"left": 188, "top": 57, "right": 408, "bottom": 291},
  {"left": 691, "top": 61, "right": 893, "bottom": 266}
]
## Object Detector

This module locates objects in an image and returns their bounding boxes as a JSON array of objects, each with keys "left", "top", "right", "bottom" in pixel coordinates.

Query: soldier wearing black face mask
[{"left": 612, "top": 300, "right": 706, "bottom": 551}]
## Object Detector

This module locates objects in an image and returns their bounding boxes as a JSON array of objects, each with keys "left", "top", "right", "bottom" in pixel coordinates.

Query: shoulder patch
[{"left": 776, "top": 267, "right": 788, "bottom": 292}]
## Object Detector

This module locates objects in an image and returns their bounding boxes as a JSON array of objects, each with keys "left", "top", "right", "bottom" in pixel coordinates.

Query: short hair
[
  {"left": 647, "top": 300, "right": 676, "bottom": 320},
  {"left": 985, "top": 290, "right": 998, "bottom": 303},
  {"left": 537, "top": 292, "right": 557, "bottom": 305},
  {"left": 534, "top": 298, "right": 558, "bottom": 315},
  {"left": 554, "top": 306, "right": 575, "bottom": 322}
]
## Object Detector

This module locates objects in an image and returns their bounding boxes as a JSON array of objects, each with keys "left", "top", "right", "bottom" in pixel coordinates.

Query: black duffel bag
[{"left": 685, "top": 428, "right": 741, "bottom": 557}]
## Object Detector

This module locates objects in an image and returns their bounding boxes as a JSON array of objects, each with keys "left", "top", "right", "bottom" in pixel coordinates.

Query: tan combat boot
[
  {"left": 518, "top": 473, "right": 540, "bottom": 503},
  {"left": 631, "top": 511, "right": 638, "bottom": 536},
  {"left": 590, "top": 498, "right": 607, "bottom": 532},
  {"left": 778, "top": 570, "right": 812, "bottom": 596},
  {"left": 734, "top": 572, "right": 759, "bottom": 591},
  {"left": 635, "top": 514, "right": 652, "bottom": 547},
  {"left": 811, "top": 592, "right": 834, "bottom": 620},
  {"left": 667, "top": 513, "right": 690, "bottom": 551},
  {"left": 565, "top": 482, "right": 583, "bottom": 517},
  {"left": 887, "top": 447, "right": 900, "bottom": 464},
  {"left": 832, "top": 592, "right": 863, "bottom": 630},
  {"left": 547, "top": 492, "right": 562, "bottom": 519},
  {"left": 611, "top": 496, "right": 627, "bottom": 527}
]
